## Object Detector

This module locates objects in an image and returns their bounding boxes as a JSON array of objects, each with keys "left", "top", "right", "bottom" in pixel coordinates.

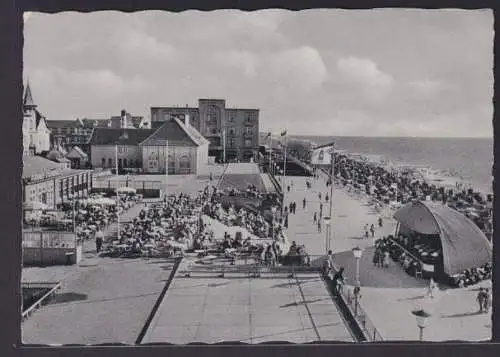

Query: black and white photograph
[{"left": 21, "top": 9, "right": 493, "bottom": 344}]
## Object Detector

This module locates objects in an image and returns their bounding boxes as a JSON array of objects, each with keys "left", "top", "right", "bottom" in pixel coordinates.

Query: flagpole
[
  {"left": 328, "top": 144, "right": 334, "bottom": 252},
  {"left": 165, "top": 140, "right": 168, "bottom": 200},
  {"left": 115, "top": 144, "right": 120, "bottom": 241},
  {"left": 270, "top": 136, "right": 273, "bottom": 175},
  {"left": 222, "top": 128, "right": 226, "bottom": 164},
  {"left": 281, "top": 132, "right": 287, "bottom": 217}
]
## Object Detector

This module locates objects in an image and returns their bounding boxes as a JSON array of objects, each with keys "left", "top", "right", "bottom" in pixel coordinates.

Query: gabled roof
[
  {"left": 22, "top": 155, "right": 64, "bottom": 179},
  {"left": 139, "top": 118, "right": 204, "bottom": 147},
  {"left": 23, "top": 82, "right": 36, "bottom": 107},
  {"left": 109, "top": 113, "right": 144, "bottom": 128},
  {"left": 80, "top": 118, "right": 110, "bottom": 128},
  {"left": 66, "top": 146, "right": 88, "bottom": 159},
  {"left": 46, "top": 120, "right": 82, "bottom": 129},
  {"left": 183, "top": 120, "right": 209, "bottom": 146},
  {"left": 89, "top": 128, "right": 155, "bottom": 146}
]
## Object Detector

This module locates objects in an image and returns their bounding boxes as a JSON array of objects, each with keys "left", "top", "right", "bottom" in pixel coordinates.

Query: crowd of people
[
  {"left": 100, "top": 191, "right": 206, "bottom": 258},
  {"left": 331, "top": 152, "right": 492, "bottom": 240}
]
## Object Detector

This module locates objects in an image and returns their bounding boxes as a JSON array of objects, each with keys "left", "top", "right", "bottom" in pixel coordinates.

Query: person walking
[
  {"left": 287, "top": 185, "right": 290, "bottom": 193},
  {"left": 370, "top": 224, "right": 375, "bottom": 238},
  {"left": 303, "top": 198, "right": 306, "bottom": 209},
  {"left": 95, "top": 228, "right": 104, "bottom": 253},
  {"left": 383, "top": 250, "right": 390, "bottom": 268},
  {"left": 372, "top": 249, "right": 380, "bottom": 267},
  {"left": 325, "top": 193, "right": 329, "bottom": 202},
  {"left": 313, "top": 212, "right": 317, "bottom": 224},
  {"left": 483, "top": 288, "right": 491, "bottom": 313},
  {"left": 317, "top": 220, "right": 322, "bottom": 233},
  {"left": 332, "top": 267, "right": 346, "bottom": 295},
  {"left": 323, "top": 250, "right": 334, "bottom": 279},
  {"left": 318, "top": 192, "right": 322, "bottom": 201},
  {"left": 477, "top": 288, "right": 486, "bottom": 313},
  {"left": 378, "top": 217, "right": 383, "bottom": 228}
]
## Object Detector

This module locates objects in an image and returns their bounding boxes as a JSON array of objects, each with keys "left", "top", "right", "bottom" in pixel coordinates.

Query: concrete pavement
[
  {"left": 141, "top": 260, "right": 354, "bottom": 344},
  {"left": 280, "top": 175, "right": 492, "bottom": 341}
]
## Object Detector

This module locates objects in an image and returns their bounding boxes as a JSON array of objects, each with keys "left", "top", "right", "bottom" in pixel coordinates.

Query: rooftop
[
  {"left": 89, "top": 128, "right": 155, "bottom": 146},
  {"left": 139, "top": 119, "right": 207, "bottom": 147},
  {"left": 22, "top": 155, "right": 65, "bottom": 179}
]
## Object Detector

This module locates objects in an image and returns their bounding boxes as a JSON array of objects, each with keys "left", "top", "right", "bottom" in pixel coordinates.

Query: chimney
[{"left": 121, "top": 109, "right": 127, "bottom": 129}]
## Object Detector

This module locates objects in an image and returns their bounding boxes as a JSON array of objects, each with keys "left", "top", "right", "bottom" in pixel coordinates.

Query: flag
[{"left": 280, "top": 130, "right": 287, "bottom": 137}]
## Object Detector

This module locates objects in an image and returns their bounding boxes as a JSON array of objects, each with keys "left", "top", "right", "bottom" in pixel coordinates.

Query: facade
[
  {"left": 140, "top": 118, "right": 209, "bottom": 174},
  {"left": 89, "top": 129, "right": 154, "bottom": 169},
  {"left": 22, "top": 82, "right": 51, "bottom": 155},
  {"left": 150, "top": 99, "right": 259, "bottom": 163},
  {"left": 23, "top": 155, "right": 93, "bottom": 209},
  {"left": 47, "top": 110, "right": 147, "bottom": 152},
  {"left": 88, "top": 118, "right": 209, "bottom": 174}
]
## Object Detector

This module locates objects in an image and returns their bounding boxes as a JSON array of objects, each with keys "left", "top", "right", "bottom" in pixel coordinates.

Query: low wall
[
  {"left": 23, "top": 244, "right": 82, "bottom": 267},
  {"left": 92, "top": 187, "right": 161, "bottom": 198}
]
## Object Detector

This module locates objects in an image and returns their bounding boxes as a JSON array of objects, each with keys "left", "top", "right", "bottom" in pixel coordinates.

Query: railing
[
  {"left": 23, "top": 231, "right": 76, "bottom": 248},
  {"left": 92, "top": 179, "right": 163, "bottom": 190},
  {"left": 181, "top": 253, "right": 325, "bottom": 278},
  {"left": 22, "top": 282, "right": 61, "bottom": 321},
  {"left": 341, "top": 285, "right": 384, "bottom": 342}
]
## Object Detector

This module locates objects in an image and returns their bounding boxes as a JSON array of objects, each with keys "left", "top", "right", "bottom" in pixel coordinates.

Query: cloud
[
  {"left": 31, "top": 68, "right": 149, "bottom": 99},
  {"left": 337, "top": 56, "right": 394, "bottom": 87},
  {"left": 408, "top": 79, "right": 450, "bottom": 96},
  {"left": 212, "top": 51, "right": 258, "bottom": 77},
  {"left": 115, "top": 29, "right": 177, "bottom": 61},
  {"left": 269, "top": 46, "right": 328, "bottom": 90}
]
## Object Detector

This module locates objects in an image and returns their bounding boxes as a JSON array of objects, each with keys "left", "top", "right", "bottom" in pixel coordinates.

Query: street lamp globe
[{"left": 352, "top": 246, "right": 363, "bottom": 259}]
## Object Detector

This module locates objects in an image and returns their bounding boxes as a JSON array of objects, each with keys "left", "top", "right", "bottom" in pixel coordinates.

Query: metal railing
[
  {"left": 181, "top": 253, "right": 324, "bottom": 278},
  {"left": 341, "top": 285, "right": 384, "bottom": 342},
  {"left": 22, "top": 282, "right": 61, "bottom": 321}
]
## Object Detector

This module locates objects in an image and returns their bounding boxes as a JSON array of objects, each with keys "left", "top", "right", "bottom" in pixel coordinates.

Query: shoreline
[{"left": 300, "top": 137, "right": 493, "bottom": 196}]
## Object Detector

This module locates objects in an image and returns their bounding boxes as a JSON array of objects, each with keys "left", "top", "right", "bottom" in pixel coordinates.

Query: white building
[{"left": 23, "top": 82, "right": 51, "bottom": 155}]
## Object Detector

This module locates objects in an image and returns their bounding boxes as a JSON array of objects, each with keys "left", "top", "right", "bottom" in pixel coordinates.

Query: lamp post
[
  {"left": 352, "top": 246, "right": 363, "bottom": 316},
  {"left": 323, "top": 216, "right": 331, "bottom": 254},
  {"left": 412, "top": 309, "right": 432, "bottom": 342}
]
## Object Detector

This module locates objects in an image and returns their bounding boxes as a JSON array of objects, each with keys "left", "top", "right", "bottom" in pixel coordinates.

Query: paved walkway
[
  {"left": 141, "top": 263, "right": 353, "bottom": 344},
  {"left": 22, "top": 202, "right": 175, "bottom": 345},
  {"left": 280, "top": 175, "right": 492, "bottom": 341}
]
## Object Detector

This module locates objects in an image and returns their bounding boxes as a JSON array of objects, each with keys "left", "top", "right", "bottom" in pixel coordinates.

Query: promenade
[
  {"left": 280, "top": 174, "right": 492, "bottom": 341},
  {"left": 141, "top": 261, "right": 354, "bottom": 344},
  {"left": 22, "top": 202, "right": 176, "bottom": 345}
]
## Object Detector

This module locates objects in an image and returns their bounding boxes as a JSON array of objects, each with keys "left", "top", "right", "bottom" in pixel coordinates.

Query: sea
[{"left": 291, "top": 136, "right": 494, "bottom": 195}]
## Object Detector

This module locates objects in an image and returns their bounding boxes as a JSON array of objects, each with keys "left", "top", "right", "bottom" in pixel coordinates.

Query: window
[
  {"left": 229, "top": 139, "right": 236, "bottom": 148},
  {"left": 123, "top": 158, "right": 128, "bottom": 167},
  {"left": 228, "top": 127, "right": 236, "bottom": 135},
  {"left": 245, "top": 139, "right": 252, "bottom": 147},
  {"left": 108, "top": 158, "right": 112, "bottom": 167},
  {"left": 245, "top": 127, "right": 253, "bottom": 135}
]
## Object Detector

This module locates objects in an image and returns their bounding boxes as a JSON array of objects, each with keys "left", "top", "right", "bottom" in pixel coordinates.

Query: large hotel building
[{"left": 151, "top": 99, "right": 259, "bottom": 163}]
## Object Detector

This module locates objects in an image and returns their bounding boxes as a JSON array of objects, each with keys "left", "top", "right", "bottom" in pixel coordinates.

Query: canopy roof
[{"left": 393, "top": 201, "right": 492, "bottom": 275}]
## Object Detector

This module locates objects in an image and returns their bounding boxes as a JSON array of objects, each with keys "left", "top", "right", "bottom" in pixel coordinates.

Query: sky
[{"left": 23, "top": 9, "right": 493, "bottom": 138}]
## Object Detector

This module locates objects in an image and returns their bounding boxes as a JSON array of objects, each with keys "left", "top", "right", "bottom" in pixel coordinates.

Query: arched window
[{"left": 101, "top": 158, "right": 106, "bottom": 167}]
